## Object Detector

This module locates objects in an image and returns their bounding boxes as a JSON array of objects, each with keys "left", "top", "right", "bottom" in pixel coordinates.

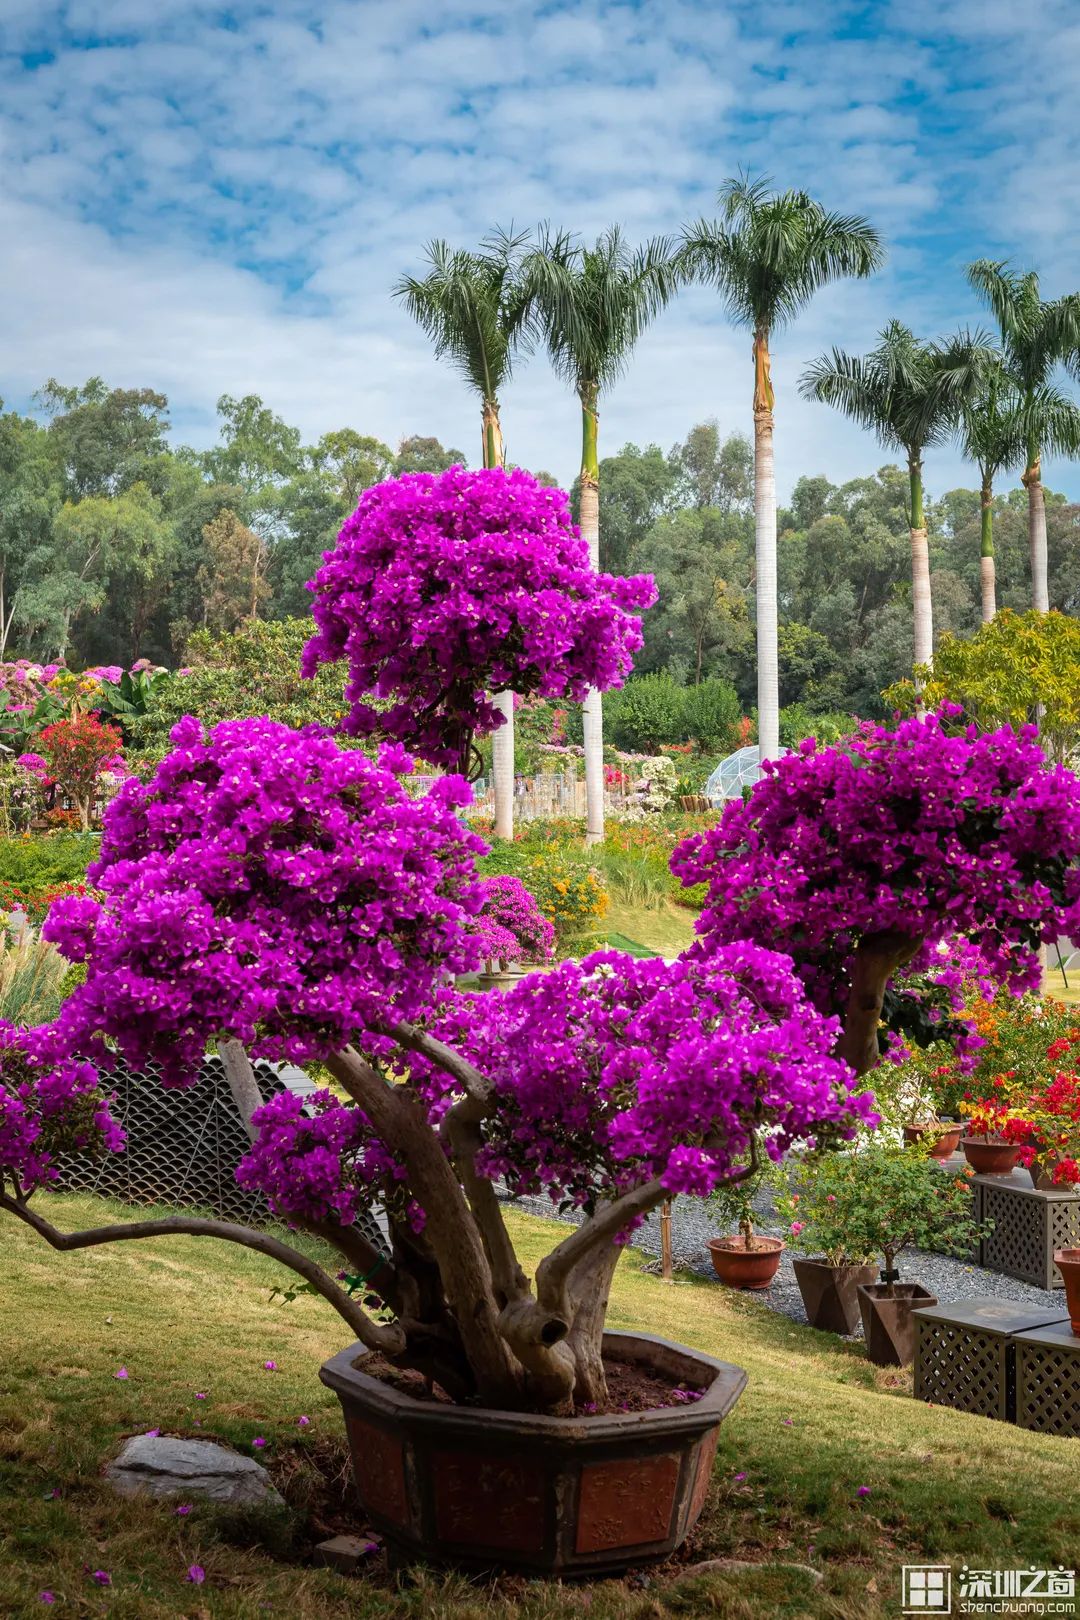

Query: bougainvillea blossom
[
  {"left": 45, "top": 716, "right": 488, "bottom": 1080},
  {"left": 302, "top": 466, "right": 656, "bottom": 770}
]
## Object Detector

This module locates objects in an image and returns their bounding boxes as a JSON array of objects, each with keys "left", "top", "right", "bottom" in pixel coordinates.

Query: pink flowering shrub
[
  {"left": 674, "top": 712, "right": 1080, "bottom": 1072},
  {"left": 0, "top": 1024, "right": 123, "bottom": 1194},
  {"left": 45, "top": 716, "right": 487, "bottom": 1080},
  {"left": 472, "top": 874, "right": 555, "bottom": 965},
  {"left": 302, "top": 466, "right": 656, "bottom": 771}
]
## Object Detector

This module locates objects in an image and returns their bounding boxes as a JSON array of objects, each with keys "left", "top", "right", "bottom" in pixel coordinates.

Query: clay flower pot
[
  {"left": 903, "top": 1122, "right": 962, "bottom": 1159},
  {"left": 320, "top": 1329, "right": 747, "bottom": 1576},
  {"left": 792, "top": 1257, "right": 878, "bottom": 1335},
  {"left": 1055, "top": 1249, "right": 1080, "bottom": 1334},
  {"left": 960, "top": 1137, "right": 1019, "bottom": 1176},
  {"left": 707, "top": 1234, "right": 784, "bottom": 1290},
  {"left": 857, "top": 1282, "right": 938, "bottom": 1366}
]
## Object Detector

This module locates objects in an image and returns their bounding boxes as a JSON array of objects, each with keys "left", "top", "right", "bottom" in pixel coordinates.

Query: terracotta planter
[
  {"left": 792, "top": 1257, "right": 878, "bottom": 1335},
  {"left": 857, "top": 1283, "right": 938, "bottom": 1366},
  {"left": 904, "top": 1122, "right": 962, "bottom": 1159},
  {"left": 961, "top": 1137, "right": 1019, "bottom": 1176},
  {"left": 707, "top": 1234, "right": 784, "bottom": 1290},
  {"left": 320, "top": 1330, "right": 747, "bottom": 1576},
  {"left": 1055, "top": 1249, "right": 1080, "bottom": 1334}
]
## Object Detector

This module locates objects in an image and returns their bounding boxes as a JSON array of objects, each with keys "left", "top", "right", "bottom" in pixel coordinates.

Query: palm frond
[{"left": 393, "top": 231, "right": 533, "bottom": 401}]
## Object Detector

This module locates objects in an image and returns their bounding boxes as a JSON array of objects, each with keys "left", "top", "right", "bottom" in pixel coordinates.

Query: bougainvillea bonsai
[
  {"left": 673, "top": 711, "right": 1080, "bottom": 1076},
  {"left": 1, "top": 473, "right": 1080, "bottom": 1566},
  {"left": 471, "top": 873, "right": 555, "bottom": 968},
  {"left": 302, "top": 465, "right": 656, "bottom": 775}
]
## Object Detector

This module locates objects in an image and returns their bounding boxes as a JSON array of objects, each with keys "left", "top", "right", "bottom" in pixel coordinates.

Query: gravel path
[{"left": 502, "top": 1169, "right": 1067, "bottom": 1340}]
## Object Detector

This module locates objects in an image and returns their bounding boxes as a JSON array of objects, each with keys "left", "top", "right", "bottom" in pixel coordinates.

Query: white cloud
[{"left": 0, "top": 0, "right": 1077, "bottom": 505}]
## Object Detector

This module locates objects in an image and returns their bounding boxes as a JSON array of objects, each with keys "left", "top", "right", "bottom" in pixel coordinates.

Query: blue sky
[{"left": 2, "top": 0, "right": 1079, "bottom": 500}]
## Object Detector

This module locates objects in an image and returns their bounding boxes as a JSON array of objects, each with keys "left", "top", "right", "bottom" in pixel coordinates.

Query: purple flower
[
  {"left": 856, "top": 1485, "right": 872, "bottom": 1498},
  {"left": 263, "top": 1361, "right": 277, "bottom": 1372},
  {"left": 175, "top": 1504, "right": 192, "bottom": 1516},
  {"left": 186, "top": 1565, "right": 206, "bottom": 1585},
  {"left": 252, "top": 1436, "right": 267, "bottom": 1450},
  {"left": 303, "top": 466, "right": 654, "bottom": 770},
  {"left": 733, "top": 1472, "right": 747, "bottom": 1482},
  {"left": 143, "top": 1427, "right": 160, "bottom": 1437},
  {"left": 38, "top": 1594, "right": 55, "bottom": 1605},
  {"left": 296, "top": 1416, "right": 310, "bottom": 1429},
  {"left": 91, "top": 1570, "right": 111, "bottom": 1586},
  {"left": 114, "top": 1367, "right": 129, "bottom": 1380}
]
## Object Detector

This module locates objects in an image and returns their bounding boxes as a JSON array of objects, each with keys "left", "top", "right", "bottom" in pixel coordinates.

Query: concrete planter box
[{"left": 320, "top": 1330, "right": 747, "bottom": 1576}]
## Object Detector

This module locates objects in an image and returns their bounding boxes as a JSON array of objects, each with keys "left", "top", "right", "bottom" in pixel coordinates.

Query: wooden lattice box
[
  {"left": 974, "top": 1174, "right": 1080, "bottom": 1290},
  {"left": 913, "top": 1299, "right": 1068, "bottom": 1421},
  {"left": 1015, "top": 1322, "right": 1080, "bottom": 1436}
]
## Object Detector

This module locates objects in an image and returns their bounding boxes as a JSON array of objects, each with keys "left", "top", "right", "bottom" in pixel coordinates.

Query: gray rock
[{"left": 105, "top": 1435, "right": 284, "bottom": 1506}]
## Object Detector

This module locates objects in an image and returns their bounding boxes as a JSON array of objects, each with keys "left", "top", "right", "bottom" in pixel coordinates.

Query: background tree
[
  {"left": 393, "top": 434, "right": 466, "bottom": 474},
  {"left": 0, "top": 407, "right": 60, "bottom": 657},
  {"left": 631, "top": 506, "right": 751, "bottom": 684},
  {"left": 525, "top": 225, "right": 677, "bottom": 842},
  {"left": 953, "top": 356, "right": 1026, "bottom": 622},
  {"left": 395, "top": 230, "right": 533, "bottom": 839},
  {"left": 967, "top": 260, "right": 1080, "bottom": 612},
  {"left": 198, "top": 508, "right": 269, "bottom": 633},
  {"left": 801, "top": 322, "right": 984, "bottom": 676},
  {"left": 36, "top": 377, "right": 170, "bottom": 499},
  {"left": 680, "top": 177, "right": 883, "bottom": 760},
  {"left": 311, "top": 429, "right": 394, "bottom": 509}
]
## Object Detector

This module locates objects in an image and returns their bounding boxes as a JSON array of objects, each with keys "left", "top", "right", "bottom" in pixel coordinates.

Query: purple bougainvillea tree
[
  {"left": 301, "top": 465, "right": 656, "bottom": 774},
  {"left": 3, "top": 473, "right": 1080, "bottom": 1417},
  {"left": 674, "top": 710, "right": 1080, "bottom": 1076}
]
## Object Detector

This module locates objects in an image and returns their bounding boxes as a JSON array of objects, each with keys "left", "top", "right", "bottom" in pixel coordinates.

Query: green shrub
[
  {"left": 681, "top": 678, "right": 741, "bottom": 751},
  {"left": 608, "top": 674, "right": 685, "bottom": 752},
  {"left": 0, "top": 832, "right": 99, "bottom": 889},
  {"left": 778, "top": 704, "right": 856, "bottom": 750}
]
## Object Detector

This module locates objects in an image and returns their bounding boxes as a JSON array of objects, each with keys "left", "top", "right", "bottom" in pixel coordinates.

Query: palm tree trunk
[
  {"left": 753, "top": 328, "right": 779, "bottom": 763},
  {"left": 579, "top": 384, "right": 604, "bottom": 846},
  {"left": 1022, "top": 442, "right": 1050, "bottom": 613},
  {"left": 484, "top": 398, "right": 514, "bottom": 841},
  {"left": 979, "top": 474, "right": 997, "bottom": 624},
  {"left": 908, "top": 453, "right": 933, "bottom": 678}
]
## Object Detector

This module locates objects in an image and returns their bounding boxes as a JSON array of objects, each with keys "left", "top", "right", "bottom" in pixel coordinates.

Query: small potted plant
[
  {"left": 958, "top": 1091, "right": 1023, "bottom": 1175},
  {"left": 706, "top": 1157, "right": 785, "bottom": 1290},
  {"left": 902, "top": 1114, "right": 963, "bottom": 1159},
  {"left": 839, "top": 1144, "right": 990, "bottom": 1365},
  {"left": 776, "top": 1154, "right": 878, "bottom": 1334}
]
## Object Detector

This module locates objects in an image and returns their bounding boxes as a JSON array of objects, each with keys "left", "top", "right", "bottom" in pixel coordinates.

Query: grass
[
  {"left": 602, "top": 899, "right": 697, "bottom": 959},
  {"left": 3, "top": 1191, "right": 1080, "bottom": 1619}
]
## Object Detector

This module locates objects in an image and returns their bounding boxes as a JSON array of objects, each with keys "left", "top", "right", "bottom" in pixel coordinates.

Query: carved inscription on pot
[
  {"left": 575, "top": 1452, "right": 680, "bottom": 1553},
  {"left": 433, "top": 1451, "right": 546, "bottom": 1550},
  {"left": 346, "top": 1416, "right": 408, "bottom": 1528}
]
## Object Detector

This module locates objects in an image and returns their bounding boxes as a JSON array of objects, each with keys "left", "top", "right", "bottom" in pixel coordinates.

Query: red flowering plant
[
  {"left": 3, "top": 478, "right": 1080, "bottom": 1420},
  {"left": 35, "top": 714, "right": 125, "bottom": 831},
  {"left": 1004, "top": 1040, "right": 1080, "bottom": 1186}
]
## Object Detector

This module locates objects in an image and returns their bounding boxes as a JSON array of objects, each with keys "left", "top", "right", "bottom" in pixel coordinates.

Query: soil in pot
[
  {"left": 1055, "top": 1249, "right": 1080, "bottom": 1333},
  {"left": 362, "top": 1352, "right": 706, "bottom": 1417},
  {"left": 904, "top": 1122, "right": 962, "bottom": 1159},
  {"left": 960, "top": 1137, "right": 1019, "bottom": 1175},
  {"left": 792, "top": 1257, "right": 878, "bottom": 1335},
  {"left": 857, "top": 1282, "right": 937, "bottom": 1366},
  {"left": 707, "top": 1235, "right": 783, "bottom": 1289},
  {"left": 321, "top": 1329, "right": 748, "bottom": 1577}
]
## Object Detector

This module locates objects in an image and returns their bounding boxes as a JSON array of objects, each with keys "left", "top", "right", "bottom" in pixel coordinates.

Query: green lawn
[
  {"left": 603, "top": 898, "right": 698, "bottom": 959},
  {"left": 2, "top": 1191, "right": 1078, "bottom": 1618}
]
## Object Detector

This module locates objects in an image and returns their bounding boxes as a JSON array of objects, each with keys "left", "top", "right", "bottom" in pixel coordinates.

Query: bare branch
[
  {"left": 0, "top": 1193, "right": 406, "bottom": 1357},
  {"left": 216, "top": 1038, "right": 264, "bottom": 1143},
  {"left": 391, "top": 1019, "right": 493, "bottom": 1102}
]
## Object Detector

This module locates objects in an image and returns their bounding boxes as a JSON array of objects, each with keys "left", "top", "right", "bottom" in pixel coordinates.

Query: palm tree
[
  {"left": 953, "top": 356, "right": 1027, "bottom": 624},
  {"left": 967, "top": 261, "right": 1080, "bottom": 612},
  {"left": 679, "top": 178, "right": 883, "bottom": 761},
  {"left": 524, "top": 226, "right": 677, "bottom": 844},
  {"left": 394, "top": 229, "right": 532, "bottom": 839},
  {"left": 800, "top": 322, "right": 988, "bottom": 672}
]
